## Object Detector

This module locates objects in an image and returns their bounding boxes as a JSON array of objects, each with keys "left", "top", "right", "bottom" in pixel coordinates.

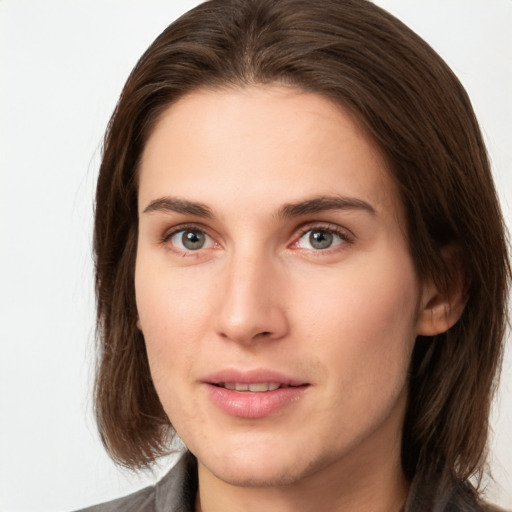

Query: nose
[{"left": 214, "top": 250, "right": 289, "bottom": 345}]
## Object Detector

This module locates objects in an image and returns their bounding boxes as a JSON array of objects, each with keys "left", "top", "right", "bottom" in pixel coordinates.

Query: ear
[
  {"left": 136, "top": 316, "right": 142, "bottom": 330},
  {"left": 416, "top": 246, "right": 469, "bottom": 336}
]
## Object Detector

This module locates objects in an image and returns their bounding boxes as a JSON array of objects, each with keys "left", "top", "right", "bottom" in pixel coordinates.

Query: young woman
[{"left": 81, "top": 0, "right": 509, "bottom": 510}]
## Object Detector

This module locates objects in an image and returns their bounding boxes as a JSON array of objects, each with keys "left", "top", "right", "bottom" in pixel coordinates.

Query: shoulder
[
  {"left": 74, "top": 452, "right": 197, "bottom": 512},
  {"left": 405, "top": 468, "right": 510, "bottom": 512},
  {"left": 74, "top": 485, "right": 155, "bottom": 512},
  {"left": 485, "top": 505, "right": 511, "bottom": 512}
]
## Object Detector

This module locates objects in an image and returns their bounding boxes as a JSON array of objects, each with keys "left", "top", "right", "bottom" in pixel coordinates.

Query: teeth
[
  {"left": 222, "top": 382, "right": 282, "bottom": 392},
  {"left": 249, "top": 382, "right": 281, "bottom": 392}
]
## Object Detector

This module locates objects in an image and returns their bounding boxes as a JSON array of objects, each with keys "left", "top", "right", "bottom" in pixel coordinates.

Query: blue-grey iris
[
  {"left": 310, "top": 231, "right": 333, "bottom": 249},
  {"left": 182, "top": 230, "right": 205, "bottom": 250}
]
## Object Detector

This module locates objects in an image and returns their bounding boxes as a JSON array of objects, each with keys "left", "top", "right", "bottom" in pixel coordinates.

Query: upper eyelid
[
  {"left": 162, "top": 222, "right": 213, "bottom": 240},
  {"left": 293, "top": 221, "right": 354, "bottom": 239}
]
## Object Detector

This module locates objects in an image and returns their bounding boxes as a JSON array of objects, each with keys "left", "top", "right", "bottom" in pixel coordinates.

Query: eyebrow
[
  {"left": 278, "top": 195, "right": 376, "bottom": 218},
  {"left": 142, "top": 194, "right": 376, "bottom": 218},
  {"left": 143, "top": 197, "right": 214, "bottom": 217}
]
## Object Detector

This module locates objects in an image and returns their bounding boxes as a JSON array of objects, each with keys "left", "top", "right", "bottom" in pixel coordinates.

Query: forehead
[{"left": 138, "top": 85, "right": 402, "bottom": 224}]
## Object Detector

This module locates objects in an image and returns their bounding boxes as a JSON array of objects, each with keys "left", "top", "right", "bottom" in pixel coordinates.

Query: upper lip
[{"left": 202, "top": 368, "right": 308, "bottom": 387}]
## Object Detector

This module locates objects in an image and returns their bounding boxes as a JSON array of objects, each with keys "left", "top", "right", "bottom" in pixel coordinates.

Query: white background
[{"left": 0, "top": 1, "right": 511, "bottom": 511}]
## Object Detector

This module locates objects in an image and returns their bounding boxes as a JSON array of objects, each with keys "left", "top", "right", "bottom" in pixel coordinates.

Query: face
[{"left": 135, "top": 86, "right": 426, "bottom": 489}]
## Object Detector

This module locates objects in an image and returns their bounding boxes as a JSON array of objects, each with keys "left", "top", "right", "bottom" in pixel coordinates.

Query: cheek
[
  {"left": 293, "top": 250, "right": 420, "bottom": 385},
  {"left": 135, "top": 273, "right": 204, "bottom": 432},
  {"left": 136, "top": 253, "right": 214, "bottom": 331},
  {"left": 134, "top": 260, "right": 212, "bottom": 388}
]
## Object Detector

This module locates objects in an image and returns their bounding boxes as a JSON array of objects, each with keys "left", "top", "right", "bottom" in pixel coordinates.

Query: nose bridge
[{"left": 215, "top": 243, "right": 288, "bottom": 344}]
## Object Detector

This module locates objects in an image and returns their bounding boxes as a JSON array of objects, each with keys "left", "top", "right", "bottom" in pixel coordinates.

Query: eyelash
[
  {"left": 294, "top": 223, "right": 354, "bottom": 251},
  {"left": 160, "top": 222, "right": 354, "bottom": 256},
  {"left": 160, "top": 223, "right": 216, "bottom": 256}
]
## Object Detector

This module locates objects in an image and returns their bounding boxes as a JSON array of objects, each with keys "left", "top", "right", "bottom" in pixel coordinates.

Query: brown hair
[{"left": 93, "top": 0, "right": 509, "bottom": 489}]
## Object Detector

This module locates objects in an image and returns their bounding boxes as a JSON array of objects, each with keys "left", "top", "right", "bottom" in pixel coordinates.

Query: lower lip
[{"left": 205, "top": 384, "right": 308, "bottom": 419}]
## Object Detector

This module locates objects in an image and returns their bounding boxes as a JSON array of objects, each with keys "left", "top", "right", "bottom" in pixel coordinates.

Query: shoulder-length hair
[{"left": 93, "top": 0, "right": 509, "bottom": 488}]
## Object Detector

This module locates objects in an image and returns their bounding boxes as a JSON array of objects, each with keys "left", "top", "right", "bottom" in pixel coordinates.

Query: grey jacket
[
  {"left": 76, "top": 452, "right": 197, "bottom": 512},
  {"left": 75, "top": 452, "right": 501, "bottom": 512}
]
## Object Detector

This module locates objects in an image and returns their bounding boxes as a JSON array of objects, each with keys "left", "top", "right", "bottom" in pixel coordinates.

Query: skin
[{"left": 135, "top": 86, "right": 455, "bottom": 512}]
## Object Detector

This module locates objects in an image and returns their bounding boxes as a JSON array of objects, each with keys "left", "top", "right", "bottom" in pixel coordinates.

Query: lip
[
  {"left": 204, "top": 369, "right": 307, "bottom": 387},
  {"left": 202, "top": 369, "right": 310, "bottom": 419}
]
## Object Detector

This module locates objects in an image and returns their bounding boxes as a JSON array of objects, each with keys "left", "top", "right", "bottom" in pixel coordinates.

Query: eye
[
  {"left": 168, "top": 228, "right": 215, "bottom": 251},
  {"left": 295, "top": 228, "right": 348, "bottom": 250}
]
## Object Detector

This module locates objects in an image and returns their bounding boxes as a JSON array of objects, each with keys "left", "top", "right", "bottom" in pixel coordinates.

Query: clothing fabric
[
  {"left": 75, "top": 452, "right": 502, "bottom": 512},
  {"left": 76, "top": 452, "right": 197, "bottom": 512}
]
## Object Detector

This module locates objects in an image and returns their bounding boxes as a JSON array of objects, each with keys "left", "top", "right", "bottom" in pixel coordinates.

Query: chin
[
  {"left": 205, "top": 458, "right": 309, "bottom": 488},
  {"left": 196, "top": 438, "right": 333, "bottom": 489}
]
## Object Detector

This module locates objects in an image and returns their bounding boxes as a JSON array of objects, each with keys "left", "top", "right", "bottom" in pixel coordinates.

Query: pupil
[
  {"left": 309, "top": 230, "right": 333, "bottom": 249},
  {"left": 182, "top": 231, "right": 205, "bottom": 250}
]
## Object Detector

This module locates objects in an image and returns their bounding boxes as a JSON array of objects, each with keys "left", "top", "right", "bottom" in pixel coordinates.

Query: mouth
[
  {"left": 214, "top": 382, "right": 301, "bottom": 392},
  {"left": 204, "top": 369, "right": 308, "bottom": 391},
  {"left": 203, "top": 370, "right": 309, "bottom": 418}
]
